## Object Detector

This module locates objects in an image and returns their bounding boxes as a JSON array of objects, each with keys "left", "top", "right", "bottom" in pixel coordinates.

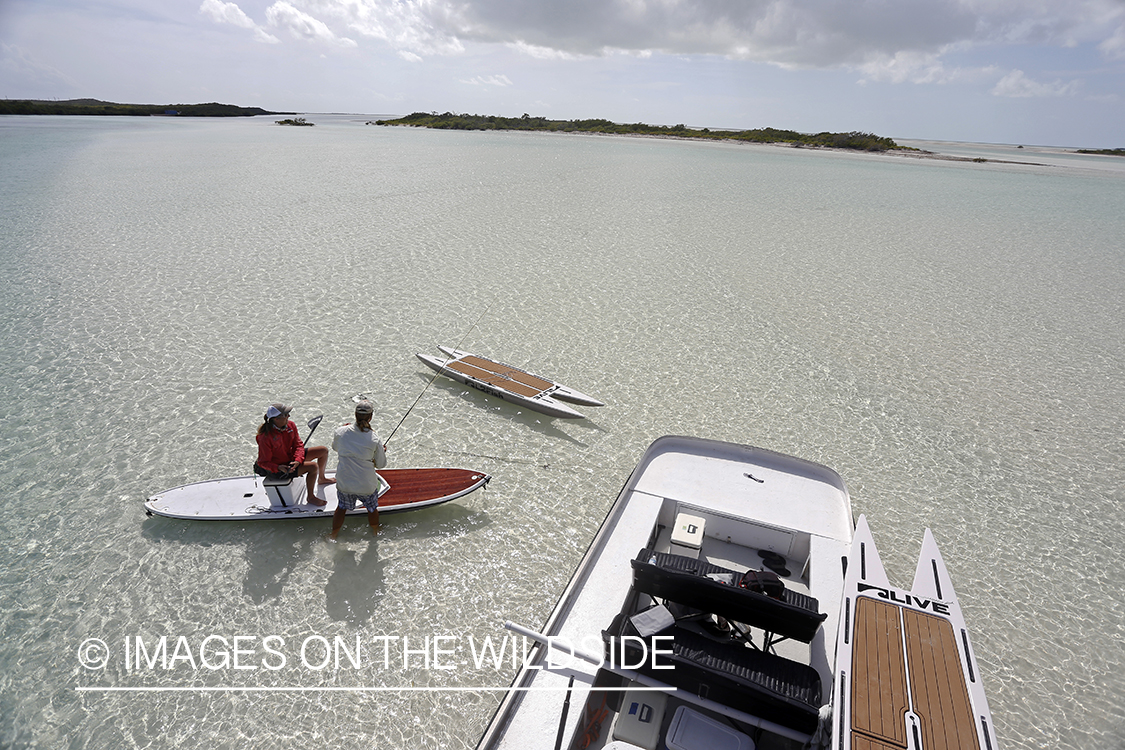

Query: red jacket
[{"left": 256, "top": 420, "right": 305, "bottom": 473}]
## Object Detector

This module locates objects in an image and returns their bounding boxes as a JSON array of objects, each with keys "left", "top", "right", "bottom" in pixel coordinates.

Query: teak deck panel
[
  {"left": 852, "top": 598, "right": 909, "bottom": 747},
  {"left": 851, "top": 597, "right": 979, "bottom": 750},
  {"left": 460, "top": 355, "right": 555, "bottom": 391},
  {"left": 444, "top": 359, "right": 547, "bottom": 398},
  {"left": 902, "top": 608, "right": 980, "bottom": 750}
]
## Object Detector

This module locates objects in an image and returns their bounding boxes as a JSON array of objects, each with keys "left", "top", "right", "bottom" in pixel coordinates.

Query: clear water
[{"left": 1, "top": 115, "right": 1123, "bottom": 748}]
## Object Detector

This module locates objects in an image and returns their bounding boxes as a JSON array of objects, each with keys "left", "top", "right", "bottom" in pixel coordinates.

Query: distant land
[
  {"left": 5, "top": 102, "right": 1118, "bottom": 157},
  {"left": 376, "top": 111, "right": 908, "bottom": 152},
  {"left": 1075, "top": 148, "right": 1125, "bottom": 156},
  {"left": 0, "top": 99, "right": 290, "bottom": 117}
]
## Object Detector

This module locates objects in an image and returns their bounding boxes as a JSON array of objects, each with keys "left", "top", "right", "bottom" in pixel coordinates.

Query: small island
[
  {"left": 275, "top": 117, "right": 314, "bottom": 126},
  {"left": 376, "top": 112, "right": 906, "bottom": 152},
  {"left": 1076, "top": 148, "right": 1125, "bottom": 156},
  {"left": 0, "top": 99, "right": 288, "bottom": 117}
]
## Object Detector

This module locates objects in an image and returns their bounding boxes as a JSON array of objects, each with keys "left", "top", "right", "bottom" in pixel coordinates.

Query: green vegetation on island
[
  {"left": 275, "top": 117, "right": 314, "bottom": 126},
  {"left": 376, "top": 112, "right": 906, "bottom": 152},
  {"left": 0, "top": 99, "right": 286, "bottom": 117},
  {"left": 1076, "top": 148, "right": 1125, "bottom": 156}
]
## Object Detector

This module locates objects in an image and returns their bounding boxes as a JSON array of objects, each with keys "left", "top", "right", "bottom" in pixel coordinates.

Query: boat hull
[{"left": 144, "top": 467, "right": 490, "bottom": 521}]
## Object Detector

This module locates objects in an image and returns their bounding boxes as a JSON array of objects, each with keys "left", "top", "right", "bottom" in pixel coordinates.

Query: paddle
[
  {"left": 279, "top": 415, "right": 323, "bottom": 478},
  {"left": 305, "top": 414, "right": 324, "bottom": 443}
]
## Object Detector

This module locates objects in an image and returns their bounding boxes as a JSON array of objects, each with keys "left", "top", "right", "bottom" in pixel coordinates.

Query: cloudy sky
[{"left": 2, "top": 0, "right": 1123, "bottom": 146}]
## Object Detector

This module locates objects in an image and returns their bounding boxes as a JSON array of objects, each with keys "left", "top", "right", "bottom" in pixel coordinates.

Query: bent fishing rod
[{"left": 383, "top": 300, "right": 496, "bottom": 446}]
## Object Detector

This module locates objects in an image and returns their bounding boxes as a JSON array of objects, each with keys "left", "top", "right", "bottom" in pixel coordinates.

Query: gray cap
[
  {"left": 354, "top": 400, "right": 375, "bottom": 415},
  {"left": 265, "top": 403, "right": 292, "bottom": 419}
]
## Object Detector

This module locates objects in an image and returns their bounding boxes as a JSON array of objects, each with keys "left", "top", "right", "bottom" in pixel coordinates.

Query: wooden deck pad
[
  {"left": 851, "top": 597, "right": 979, "bottom": 750},
  {"left": 460, "top": 355, "right": 555, "bottom": 391},
  {"left": 445, "top": 359, "right": 546, "bottom": 398}
]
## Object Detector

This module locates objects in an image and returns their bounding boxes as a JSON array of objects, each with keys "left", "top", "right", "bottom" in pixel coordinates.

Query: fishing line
[
  {"left": 384, "top": 298, "right": 497, "bottom": 446},
  {"left": 442, "top": 449, "right": 550, "bottom": 468}
]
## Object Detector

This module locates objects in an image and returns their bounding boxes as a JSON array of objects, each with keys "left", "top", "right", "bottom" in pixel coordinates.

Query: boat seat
[
  {"left": 603, "top": 610, "right": 823, "bottom": 735},
  {"left": 260, "top": 474, "right": 307, "bottom": 507},
  {"left": 630, "top": 549, "right": 827, "bottom": 643}
]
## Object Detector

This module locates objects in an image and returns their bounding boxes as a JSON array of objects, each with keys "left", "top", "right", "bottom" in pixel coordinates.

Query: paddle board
[
  {"left": 145, "top": 468, "right": 490, "bottom": 521},
  {"left": 831, "top": 515, "right": 998, "bottom": 750},
  {"left": 417, "top": 346, "right": 603, "bottom": 419}
]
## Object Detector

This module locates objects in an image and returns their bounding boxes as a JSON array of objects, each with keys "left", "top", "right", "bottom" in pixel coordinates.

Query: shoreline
[
  {"left": 589, "top": 129, "right": 1056, "bottom": 166},
  {"left": 384, "top": 122, "right": 1059, "bottom": 167}
]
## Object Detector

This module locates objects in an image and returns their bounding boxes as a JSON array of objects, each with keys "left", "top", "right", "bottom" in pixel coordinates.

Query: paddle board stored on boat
[
  {"left": 415, "top": 347, "right": 604, "bottom": 419},
  {"left": 477, "top": 436, "right": 999, "bottom": 750},
  {"left": 831, "top": 515, "right": 998, "bottom": 750},
  {"left": 144, "top": 468, "right": 490, "bottom": 521}
]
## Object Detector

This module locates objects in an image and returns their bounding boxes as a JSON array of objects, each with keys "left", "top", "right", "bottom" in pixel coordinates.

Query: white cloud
[
  {"left": 460, "top": 74, "right": 512, "bottom": 86},
  {"left": 299, "top": 0, "right": 465, "bottom": 56},
  {"left": 855, "top": 50, "right": 951, "bottom": 85},
  {"left": 199, "top": 0, "right": 280, "bottom": 43},
  {"left": 285, "top": 0, "right": 1125, "bottom": 74},
  {"left": 991, "top": 68, "right": 1079, "bottom": 97},
  {"left": 266, "top": 1, "right": 357, "bottom": 47},
  {"left": 200, "top": 0, "right": 254, "bottom": 29},
  {"left": 507, "top": 41, "right": 583, "bottom": 60},
  {"left": 1100, "top": 22, "right": 1125, "bottom": 59}
]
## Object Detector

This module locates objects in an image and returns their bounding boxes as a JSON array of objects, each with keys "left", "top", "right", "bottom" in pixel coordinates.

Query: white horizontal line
[{"left": 76, "top": 686, "right": 675, "bottom": 693}]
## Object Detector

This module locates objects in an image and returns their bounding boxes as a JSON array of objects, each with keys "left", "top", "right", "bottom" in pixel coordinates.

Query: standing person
[
  {"left": 255, "top": 403, "right": 335, "bottom": 507},
  {"left": 330, "top": 400, "right": 387, "bottom": 539}
]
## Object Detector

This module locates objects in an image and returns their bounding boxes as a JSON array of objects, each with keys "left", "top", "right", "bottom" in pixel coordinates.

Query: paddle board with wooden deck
[
  {"left": 416, "top": 346, "right": 604, "bottom": 419},
  {"left": 144, "top": 467, "right": 490, "bottom": 521},
  {"left": 832, "top": 515, "right": 999, "bottom": 750}
]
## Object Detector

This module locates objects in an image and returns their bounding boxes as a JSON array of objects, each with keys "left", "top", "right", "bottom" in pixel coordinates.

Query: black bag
[{"left": 739, "top": 569, "right": 784, "bottom": 599}]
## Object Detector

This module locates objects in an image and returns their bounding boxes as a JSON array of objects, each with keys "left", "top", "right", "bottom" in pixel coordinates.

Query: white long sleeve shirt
[{"left": 331, "top": 423, "right": 387, "bottom": 496}]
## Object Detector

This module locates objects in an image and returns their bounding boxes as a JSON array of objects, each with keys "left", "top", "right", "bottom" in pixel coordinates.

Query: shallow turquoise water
[{"left": 1, "top": 115, "right": 1123, "bottom": 748}]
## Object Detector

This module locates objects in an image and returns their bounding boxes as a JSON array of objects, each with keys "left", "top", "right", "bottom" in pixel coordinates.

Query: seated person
[{"left": 255, "top": 403, "right": 334, "bottom": 506}]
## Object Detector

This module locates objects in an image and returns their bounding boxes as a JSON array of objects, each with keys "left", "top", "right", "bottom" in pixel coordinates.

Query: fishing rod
[{"left": 384, "top": 299, "right": 496, "bottom": 446}]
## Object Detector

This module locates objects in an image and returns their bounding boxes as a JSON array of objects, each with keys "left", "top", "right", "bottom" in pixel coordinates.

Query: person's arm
[
  {"left": 290, "top": 421, "right": 306, "bottom": 464},
  {"left": 373, "top": 440, "right": 387, "bottom": 470}
]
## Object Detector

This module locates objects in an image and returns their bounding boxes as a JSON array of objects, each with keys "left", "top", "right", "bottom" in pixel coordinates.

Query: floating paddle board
[
  {"left": 416, "top": 346, "right": 603, "bottom": 419},
  {"left": 145, "top": 468, "right": 490, "bottom": 521}
]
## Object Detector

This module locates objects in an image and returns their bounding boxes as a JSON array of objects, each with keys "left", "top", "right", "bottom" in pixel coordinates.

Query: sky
[{"left": 1, "top": 0, "right": 1123, "bottom": 147}]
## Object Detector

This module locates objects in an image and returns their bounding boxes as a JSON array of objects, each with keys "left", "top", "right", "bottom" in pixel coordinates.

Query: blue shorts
[{"left": 336, "top": 490, "right": 379, "bottom": 513}]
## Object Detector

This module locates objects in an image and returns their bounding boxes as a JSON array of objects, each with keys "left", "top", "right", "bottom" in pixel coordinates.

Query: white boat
[
  {"left": 415, "top": 347, "right": 604, "bottom": 419},
  {"left": 145, "top": 467, "right": 490, "bottom": 521},
  {"left": 476, "top": 435, "right": 997, "bottom": 750}
]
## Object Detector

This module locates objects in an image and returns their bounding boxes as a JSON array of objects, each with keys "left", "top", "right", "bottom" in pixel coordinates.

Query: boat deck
[
  {"left": 444, "top": 356, "right": 555, "bottom": 398},
  {"left": 850, "top": 597, "right": 980, "bottom": 750}
]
